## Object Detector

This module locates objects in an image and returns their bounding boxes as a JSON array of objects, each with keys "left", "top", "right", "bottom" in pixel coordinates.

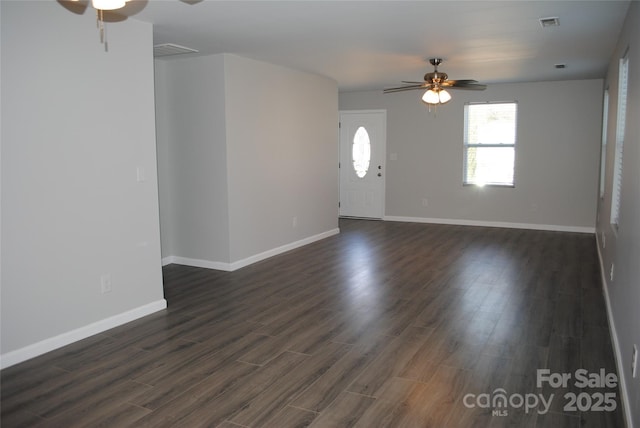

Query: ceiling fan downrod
[
  {"left": 429, "top": 58, "right": 444, "bottom": 69},
  {"left": 425, "top": 58, "right": 447, "bottom": 84}
]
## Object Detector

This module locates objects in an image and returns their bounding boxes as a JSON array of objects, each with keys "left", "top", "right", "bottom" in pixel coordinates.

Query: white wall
[
  {"left": 156, "top": 54, "right": 339, "bottom": 270},
  {"left": 339, "top": 79, "right": 603, "bottom": 232},
  {"left": 596, "top": 2, "right": 640, "bottom": 426},
  {"left": 1, "top": 1, "right": 165, "bottom": 366},
  {"left": 155, "top": 55, "right": 230, "bottom": 264},
  {"left": 224, "top": 55, "right": 339, "bottom": 262}
]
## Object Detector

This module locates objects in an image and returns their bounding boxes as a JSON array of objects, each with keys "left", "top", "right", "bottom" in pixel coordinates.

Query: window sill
[
  {"left": 610, "top": 222, "right": 620, "bottom": 238},
  {"left": 463, "top": 183, "right": 515, "bottom": 188}
]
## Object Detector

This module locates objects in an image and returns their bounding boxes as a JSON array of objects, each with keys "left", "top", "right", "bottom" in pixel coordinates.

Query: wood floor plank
[
  {"left": 308, "top": 391, "right": 376, "bottom": 428},
  {"left": 2, "top": 342, "right": 156, "bottom": 419},
  {"left": 551, "top": 293, "right": 583, "bottom": 339},
  {"left": 33, "top": 397, "right": 152, "bottom": 427},
  {"left": 346, "top": 327, "right": 432, "bottom": 397},
  {"left": 580, "top": 402, "right": 626, "bottom": 428},
  {"left": 487, "top": 409, "right": 538, "bottom": 428},
  {"left": 30, "top": 333, "right": 117, "bottom": 373},
  {"left": 449, "top": 405, "right": 497, "bottom": 428},
  {"left": 286, "top": 313, "right": 352, "bottom": 355},
  {"left": 0, "top": 409, "right": 46, "bottom": 428},
  {"left": 130, "top": 333, "right": 271, "bottom": 410},
  {"left": 231, "top": 342, "right": 350, "bottom": 427},
  {"left": 1, "top": 366, "right": 70, "bottom": 411},
  {"left": 535, "top": 411, "right": 581, "bottom": 427},
  {"left": 261, "top": 405, "right": 318, "bottom": 428},
  {"left": 216, "top": 421, "right": 248, "bottom": 428},
  {"left": 405, "top": 364, "right": 470, "bottom": 427},
  {"left": 292, "top": 334, "right": 388, "bottom": 412},
  {"left": 581, "top": 287, "right": 609, "bottom": 328},
  {"left": 28, "top": 375, "right": 150, "bottom": 420},
  {"left": 0, "top": 219, "right": 625, "bottom": 428},
  {"left": 544, "top": 334, "right": 581, "bottom": 415},
  {"left": 328, "top": 309, "right": 388, "bottom": 345},
  {"left": 135, "top": 351, "right": 310, "bottom": 427},
  {"left": 352, "top": 377, "right": 418, "bottom": 427}
]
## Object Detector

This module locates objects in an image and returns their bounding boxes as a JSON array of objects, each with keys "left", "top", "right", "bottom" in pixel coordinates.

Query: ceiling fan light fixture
[
  {"left": 422, "top": 90, "right": 439, "bottom": 104},
  {"left": 92, "top": 0, "right": 126, "bottom": 10},
  {"left": 422, "top": 88, "right": 451, "bottom": 105},
  {"left": 438, "top": 89, "right": 452, "bottom": 103}
]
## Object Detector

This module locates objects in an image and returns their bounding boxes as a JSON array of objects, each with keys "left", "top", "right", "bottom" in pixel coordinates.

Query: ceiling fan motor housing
[{"left": 425, "top": 71, "right": 448, "bottom": 84}]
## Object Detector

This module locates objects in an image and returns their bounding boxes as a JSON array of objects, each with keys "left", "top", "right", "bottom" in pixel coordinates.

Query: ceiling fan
[{"left": 384, "top": 58, "right": 487, "bottom": 105}]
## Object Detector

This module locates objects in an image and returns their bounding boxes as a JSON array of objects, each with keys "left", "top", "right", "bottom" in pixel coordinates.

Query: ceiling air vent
[
  {"left": 154, "top": 43, "right": 199, "bottom": 58},
  {"left": 539, "top": 17, "right": 560, "bottom": 28}
]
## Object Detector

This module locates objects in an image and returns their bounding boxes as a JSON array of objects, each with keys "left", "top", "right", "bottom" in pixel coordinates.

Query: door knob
[{"left": 378, "top": 173, "right": 382, "bottom": 177}]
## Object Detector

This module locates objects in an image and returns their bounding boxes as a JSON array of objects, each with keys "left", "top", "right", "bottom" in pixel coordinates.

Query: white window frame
[
  {"left": 611, "top": 52, "right": 629, "bottom": 228},
  {"left": 463, "top": 101, "right": 518, "bottom": 187},
  {"left": 599, "top": 88, "right": 609, "bottom": 199}
]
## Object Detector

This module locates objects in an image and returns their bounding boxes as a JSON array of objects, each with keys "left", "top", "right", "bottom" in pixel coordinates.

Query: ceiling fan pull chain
[
  {"left": 104, "top": 17, "right": 109, "bottom": 52},
  {"left": 97, "top": 9, "right": 103, "bottom": 43},
  {"left": 96, "top": 9, "right": 109, "bottom": 52}
]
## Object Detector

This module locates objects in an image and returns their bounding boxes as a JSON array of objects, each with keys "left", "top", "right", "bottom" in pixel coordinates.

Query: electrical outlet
[
  {"left": 136, "top": 166, "right": 147, "bottom": 182},
  {"left": 292, "top": 216, "right": 298, "bottom": 228},
  {"left": 609, "top": 264, "right": 615, "bottom": 282},
  {"left": 422, "top": 198, "right": 428, "bottom": 207},
  {"left": 632, "top": 345, "right": 638, "bottom": 378},
  {"left": 100, "top": 274, "right": 112, "bottom": 294}
]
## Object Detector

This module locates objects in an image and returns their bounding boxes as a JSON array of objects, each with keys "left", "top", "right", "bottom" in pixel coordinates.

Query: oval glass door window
[{"left": 352, "top": 126, "right": 371, "bottom": 178}]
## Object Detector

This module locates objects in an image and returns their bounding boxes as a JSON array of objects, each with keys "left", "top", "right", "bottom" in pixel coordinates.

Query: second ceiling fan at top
[{"left": 384, "top": 58, "right": 487, "bottom": 105}]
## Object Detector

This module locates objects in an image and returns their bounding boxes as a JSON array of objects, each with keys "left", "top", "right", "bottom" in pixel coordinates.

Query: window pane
[
  {"left": 611, "top": 54, "right": 628, "bottom": 226},
  {"left": 464, "top": 102, "right": 517, "bottom": 186},
  {"left": 352, "top": 126, "right": 371, "bottom": 178},
  {"left": 599, "top": 89, "right": 609, "bottom": 198},
  {"left": 465, "top": 146, "right": 515, "bottom": 186},
  {"left": 466, "top": 103, "right": 517, "bottom": 145}
]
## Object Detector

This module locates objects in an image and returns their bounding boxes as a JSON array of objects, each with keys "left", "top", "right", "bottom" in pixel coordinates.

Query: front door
[{"left": 339, "top": 110, "right": 386, "bottom": 219}]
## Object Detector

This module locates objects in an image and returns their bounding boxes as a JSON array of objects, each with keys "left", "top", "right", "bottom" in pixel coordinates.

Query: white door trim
[{"left": 339, "top": 109, "right": 387, "bottom": 219}]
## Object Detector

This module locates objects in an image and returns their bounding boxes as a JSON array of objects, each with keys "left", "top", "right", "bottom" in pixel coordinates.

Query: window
[
  {"left": 611, "top": 53, "right": 629, "bottom": 227},
  {"left": 352, "top": 126, "right": 371, "bottom": 178},
  {"left": 464, "top": 102, "right": 517, "bottom": 186},
  {"left": 599, "top": 88, "right": 609, "bottom": 199}
]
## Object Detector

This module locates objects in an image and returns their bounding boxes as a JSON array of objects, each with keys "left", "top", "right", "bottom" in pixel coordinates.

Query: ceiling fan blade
[
  {"left": 383, "top": 84, "right": 429, "bottom": 93},
  {"left": 386, "top": 57, "right": 487, "bottom": 94},
  {"left": 442, "top": 80, "right": 487, "bottom": 90},
  {"left": 444, "top": 79, "right": 480, "bottom": 85},
  {"left": 449, "top": 84, "right": 488, "bottom": 90}
]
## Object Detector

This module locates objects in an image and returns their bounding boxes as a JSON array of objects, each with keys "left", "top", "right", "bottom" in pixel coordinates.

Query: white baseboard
[
  {"left": 163, "top": 228, "right": 341, "bottom": 272},
  {"left": 384, "top": 215, "right": 595, "bottom": 234},
  {"left": 0, "top": 299, "right": 167, "bottom": 370},
  {"left": 162, "top": 255, "right": 231, "bottom": 271},
  {"left": 595, "top": 235, "right": 633, "bottom": 428},
  {"left": 229, "top": 228, "right": 340, "bottom": 271}
]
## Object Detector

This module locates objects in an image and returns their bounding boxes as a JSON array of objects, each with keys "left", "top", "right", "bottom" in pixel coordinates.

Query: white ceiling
[{"left": 121, "top": 0, "right": 631, "bottom": 92}]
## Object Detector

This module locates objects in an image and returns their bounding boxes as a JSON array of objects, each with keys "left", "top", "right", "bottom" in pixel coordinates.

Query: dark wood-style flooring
[{"left": 1, "top": 219, "right": 625, "bottom": 427}]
